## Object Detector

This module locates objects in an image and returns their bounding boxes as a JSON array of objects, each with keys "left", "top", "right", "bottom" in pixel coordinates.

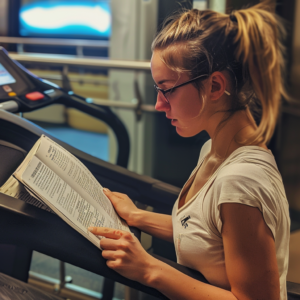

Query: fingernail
[
  {"left": 88, "top": 227, "right": 94, "bottom": 231},
  {"left": 103, "top": 188, "right": 109, "bottom": 193}
]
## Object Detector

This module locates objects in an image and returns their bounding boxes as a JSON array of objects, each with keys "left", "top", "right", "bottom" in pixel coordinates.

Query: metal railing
[
  {"left": 9, "top": 52, "right": 151, "bottom": 71},
  {"left": 9, "top": 52, "right": 155, "bottom": 117},
  {"left": 90, "top": 98, "right": 157, "bottom": 112},
  {"left": 0, "top": 37, "right": 109, "bottom": 47},
  {"left": 0, "top": 36, "right": 109, "bottom": 56},
  {"left": 37, "top": 74, "right": 109, "bottom": 86}
]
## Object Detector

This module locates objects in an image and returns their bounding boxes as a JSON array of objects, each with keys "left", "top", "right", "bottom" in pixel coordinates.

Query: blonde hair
[{"left": 152, "top": 1, "right": 287, "bottom": 145}]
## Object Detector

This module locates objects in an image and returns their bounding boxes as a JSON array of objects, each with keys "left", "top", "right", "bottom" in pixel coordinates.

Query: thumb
[
  {"left": 103, "top": 188, "right": 113, "bottom": 197},
  {"left": 103, "top": 188, "right": 110, "bottom": 194},
  {"left": 103, "top": 188, "right": 121, "bottom": 203}
]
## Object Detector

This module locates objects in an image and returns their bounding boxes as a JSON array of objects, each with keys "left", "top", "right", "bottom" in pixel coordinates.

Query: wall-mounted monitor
[{"left": 19, "top": 0, "right": 111, "bottom": 39}]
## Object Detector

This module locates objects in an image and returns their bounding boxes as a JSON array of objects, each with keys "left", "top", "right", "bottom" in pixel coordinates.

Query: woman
[{"left": 89, "top": 2, "right": 290, "bottom": 299}]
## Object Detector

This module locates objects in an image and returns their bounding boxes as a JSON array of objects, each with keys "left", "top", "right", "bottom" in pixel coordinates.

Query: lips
[
  {"left": 166, "top": 115, "right": 178, "bottom": 125},
  {"left": 171, "top": 119, "right": 178, "bottom": 126}
]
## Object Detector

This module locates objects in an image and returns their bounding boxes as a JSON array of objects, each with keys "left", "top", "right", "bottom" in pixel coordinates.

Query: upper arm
[{"left": 220, "top": 203, "right": 280, "bottom": 300}]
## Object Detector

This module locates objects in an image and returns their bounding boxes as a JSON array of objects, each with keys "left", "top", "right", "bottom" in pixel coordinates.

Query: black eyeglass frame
[{"left": 154, "top": 74, "right": 230, "bottom": 104}]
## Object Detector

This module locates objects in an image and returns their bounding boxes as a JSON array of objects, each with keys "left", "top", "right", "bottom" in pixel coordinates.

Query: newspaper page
[
  {"left": 20, "top": 155, "right": 117, "bottom": 248},
  {"left": 0, "top": 175, "right": 52, "bottom": 212},
  {"left": 34, "top": 135, "right": 129, "bottom": 232}
]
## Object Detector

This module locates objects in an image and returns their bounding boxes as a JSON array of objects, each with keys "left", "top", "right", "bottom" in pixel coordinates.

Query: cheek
[{"left": 175, "top": 92, "right": 204, "bottom": 120}]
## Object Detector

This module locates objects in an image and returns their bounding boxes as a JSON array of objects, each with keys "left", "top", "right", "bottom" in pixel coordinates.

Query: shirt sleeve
[{"left": 213, "top": 163, "right": 278, "bottom": 239}]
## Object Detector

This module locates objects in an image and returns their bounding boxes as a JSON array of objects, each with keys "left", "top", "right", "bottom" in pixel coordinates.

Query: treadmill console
[
  {"left": 0, "top": 47, "right": 130, "bottom": 167},
  {"left": 0, "top": 47, "right": 65, "bottom": 112}
]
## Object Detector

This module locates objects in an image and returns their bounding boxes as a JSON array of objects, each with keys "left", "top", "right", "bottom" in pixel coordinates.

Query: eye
[{"left": 168, "top": 88, "right": 176, "bottom": 95}]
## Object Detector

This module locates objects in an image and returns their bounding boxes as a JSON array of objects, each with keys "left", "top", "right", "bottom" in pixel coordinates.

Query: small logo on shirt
[{"left": 181, "top": 215, "right": 191, "bottom": 229}]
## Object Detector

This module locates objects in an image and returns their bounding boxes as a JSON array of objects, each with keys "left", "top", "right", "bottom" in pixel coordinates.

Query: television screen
[{"left": 19, "top": 0, "right": 111, "bottom": 39}]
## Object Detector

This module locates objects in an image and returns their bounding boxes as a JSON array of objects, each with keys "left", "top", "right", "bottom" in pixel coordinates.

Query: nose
[{"left": 155, "top": 93, "right": 170, "bottom": 112}]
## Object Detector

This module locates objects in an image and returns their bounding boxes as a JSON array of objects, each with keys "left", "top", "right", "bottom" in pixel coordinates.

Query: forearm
[
  {"left": 145, "top": 259, "right": 237, "bottom": 300},
  {"left": 130, "top": 210, "right": 173, "bottom": 242}
]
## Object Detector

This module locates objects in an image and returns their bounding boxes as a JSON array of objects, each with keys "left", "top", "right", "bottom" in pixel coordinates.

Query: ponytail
[{"left": 232, "top": 2, "right": 287, "bottom": 144}]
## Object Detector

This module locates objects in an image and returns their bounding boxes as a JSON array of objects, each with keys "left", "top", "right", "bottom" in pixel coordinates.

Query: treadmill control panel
[{"left": 0, "top": 47, "right": 65, "bottom": 112}]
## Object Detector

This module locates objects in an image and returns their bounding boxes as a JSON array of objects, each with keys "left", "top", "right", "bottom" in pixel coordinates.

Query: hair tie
[{"left": 230, "top": 11, "right": 237, "bottom": 23}]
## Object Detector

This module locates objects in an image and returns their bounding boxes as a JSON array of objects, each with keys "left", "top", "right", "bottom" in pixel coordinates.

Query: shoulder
[
  {"left": 213, "top": 147, "right": 284, "bottom": 203},
  {"left": 214, "top": 162, "right": 274, "bottom": 198},
  {"left": 218, "top": 146, "right": 281, "bottom": 183},
  {"left": 220, "top": 146, "right": 280, "bottom": 177},
  {"left": 212, "top": 151, "right": 286, "bottom": 215},
  {"left": 216, "top": 145, "right": 283, "bottom": 190},
  {"left": 217, "top": 161, "right": 269, "bottom": 183},
  {"left": 209, "top": 148, "right": 289, "bottom": 239}
]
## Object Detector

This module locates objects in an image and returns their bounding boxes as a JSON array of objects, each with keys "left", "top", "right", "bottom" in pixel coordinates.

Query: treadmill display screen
[{"left": 0, "top": 64, "right": 16, "bottom": 86}]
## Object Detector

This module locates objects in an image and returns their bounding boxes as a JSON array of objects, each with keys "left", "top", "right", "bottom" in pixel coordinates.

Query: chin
[{"left": 176, "top": 127, "right": 201, "bottom": 138}]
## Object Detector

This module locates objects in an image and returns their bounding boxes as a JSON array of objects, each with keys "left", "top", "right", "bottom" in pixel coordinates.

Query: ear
[{"left": 209, "top": 72, "right": 228, "bottom": 101}]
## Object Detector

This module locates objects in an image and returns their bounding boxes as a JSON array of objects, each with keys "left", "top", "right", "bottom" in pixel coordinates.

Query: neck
[{"left": 206, "top": 109, "right": 257, "bottom": 160}]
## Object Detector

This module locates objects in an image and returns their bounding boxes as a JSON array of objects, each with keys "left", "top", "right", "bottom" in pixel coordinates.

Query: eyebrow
[{"left": 157, "top": 79, "right": 174, "bottom": 85}]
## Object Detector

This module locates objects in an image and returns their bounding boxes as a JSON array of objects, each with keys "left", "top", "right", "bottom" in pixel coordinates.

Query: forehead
[{"left": 151, "top": 50, "right": 178, "bottom": 83}]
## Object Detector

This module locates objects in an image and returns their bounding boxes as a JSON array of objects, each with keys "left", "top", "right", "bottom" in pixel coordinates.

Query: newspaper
[{"left": 0, "top": 135, "right": 130, "bottom": 249}]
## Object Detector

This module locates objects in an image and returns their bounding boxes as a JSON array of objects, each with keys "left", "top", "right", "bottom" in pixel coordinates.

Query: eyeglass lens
[{"left": 154, "top": 85, "right": 170, "bottom": 104}]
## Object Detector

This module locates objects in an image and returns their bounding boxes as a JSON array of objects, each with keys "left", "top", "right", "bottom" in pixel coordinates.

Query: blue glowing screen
[
  {"left": 19, "top": 1, "right": 111, "bottom": 38},
  {"left": 0, "top": 64, "right": 16, "bottom": 86}
]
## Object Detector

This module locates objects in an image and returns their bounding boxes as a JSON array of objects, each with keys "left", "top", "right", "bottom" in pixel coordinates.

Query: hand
[
  {"left": 103, "top": 189, "right": 139, "bottom": 226},
  {"left": 88, "top": 227, "right": 156, "bottom": 284}
]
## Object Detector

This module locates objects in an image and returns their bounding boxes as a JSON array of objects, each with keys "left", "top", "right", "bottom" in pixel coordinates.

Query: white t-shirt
[{"left": 172, "top": 140, "right": 290, "bottom": 300}]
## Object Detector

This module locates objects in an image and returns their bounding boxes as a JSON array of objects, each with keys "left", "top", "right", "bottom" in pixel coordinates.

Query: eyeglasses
[{"left": 154, "top": 74, "right": 231, "bottom": 104}]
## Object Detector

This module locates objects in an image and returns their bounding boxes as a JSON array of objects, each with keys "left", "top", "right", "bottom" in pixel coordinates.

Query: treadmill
[{"left": 0, "top": 47, "right": 298, "bottom": 300}]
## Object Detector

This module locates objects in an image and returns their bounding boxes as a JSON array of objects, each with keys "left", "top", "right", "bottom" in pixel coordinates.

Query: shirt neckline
[{"left": 176, "top": 144, "right": 272, "bottom": 214}]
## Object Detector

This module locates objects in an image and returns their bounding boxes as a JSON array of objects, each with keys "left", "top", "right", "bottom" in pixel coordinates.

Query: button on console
[
  {"left": 25, "top": 91, "right": 44, "bottom": 101},
  {"left": 3, "top": 85, "right": 12, "bottom": 93}
]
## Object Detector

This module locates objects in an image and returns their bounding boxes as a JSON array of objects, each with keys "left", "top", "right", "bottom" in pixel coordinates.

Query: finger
[
  {"left": 100, "top": 238, "right": 120, "bottom": 250},
  {"left": 103, "top": 189, "right": 124, "bottom": 201},
  {"left": 102, "top": 249, "right": 118, "bottom": 260},
  {"left": 103, "top": 188, "right": 118, "bottom": 196},
  {"left": 106, "top": 258, "right": 121, "bottom": 270},
  {"left": 111, "top": 192, "right": 127, "bottom": 198},
  {"left": 88, "top": 227, "right": 126, "bottom": 239},
  {"left": 103, "top": 188, "right": 128, "bottom": 199}
]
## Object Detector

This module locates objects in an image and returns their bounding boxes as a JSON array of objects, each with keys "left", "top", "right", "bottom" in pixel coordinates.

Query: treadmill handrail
[
  {"left": 1, "top": 193, "right": 300, "bottom": 299},
  {"left": 0, "top": 100, "right": 19, "bottom": 113}
]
